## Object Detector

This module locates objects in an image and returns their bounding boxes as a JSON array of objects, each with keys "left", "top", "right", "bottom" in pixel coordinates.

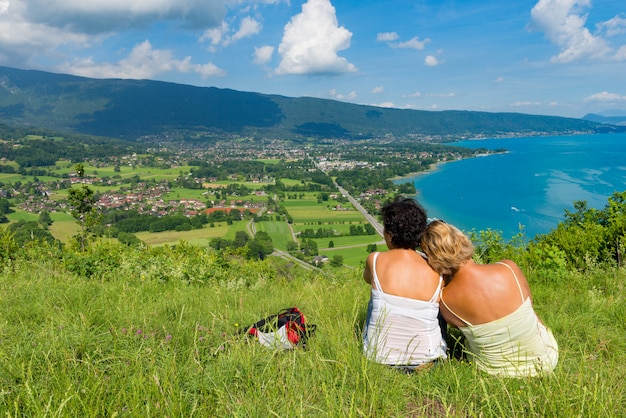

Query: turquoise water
[{"left": 399, "top": 133, "right": 626, "bottom": 239}]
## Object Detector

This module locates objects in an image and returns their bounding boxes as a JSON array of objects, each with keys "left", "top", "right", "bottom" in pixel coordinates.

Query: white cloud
[
  {"left": 376, "top": 32, "right": 399, "bottom": 42},
  {"left": 391, "top": 36, "right": 430, "bottom": 50},
  {"left": 253, "top": 45, "right": 274, "bottom": 65},
  {"left": 0, "top": 15, "right": 91, "bottom": 67},
  {"left": 229, "top": 16, "right": 262, "bottom": 44},
  {"left": 424, "top": 55, "right": 438, "bottom": 66},
  {"left": 597, "top": 15, "right": 626, "bottom": 37},
  {"left": 329, "top": 89, "right": 356, "bottom": 100},
  {"left": 13, "top": 0, "right": 227, "bottom": 33},
  {"left": 200, "top": 21, "right": 230, "bottom": 51},
  {"left": 275, "top": 0, "right": 356, "bottom": 75},
  {"left": 0, "top": 0, "right": 285, "bottom": 80},
  {"left": 60, "top": 40, "right": 226, "bottom": 79},
  {"left": 372, "top": 86, "right": 384, "bottom": 94},
  {"left": 403, "top": 91, "right": 421, "bottom": 98},
  {"left": 425, "top": 92, "right": 455, "bottom": 98},
  {"left": 584, "top": 91, "right": 626, "bottom": 102},
  {"left": 495, "top": 76, "right": 505, "bottom": 83},
  {"left": 371, "top": 102, "right": 395, "bottom": 108},
  {"left": 0, "top": 0, "right": 233, "bottom": 69},
  {"left": 615, "top": 45, "right": 626, "bottom": 61},
  {"left": 530, "top": 0, "right": 615, "bottom": 63},
  {"left": 201, "top": 16, "right": 261, "bottom": 49},
  {"left": 511, "top": 101, "right": 542, "bottom": 107}
]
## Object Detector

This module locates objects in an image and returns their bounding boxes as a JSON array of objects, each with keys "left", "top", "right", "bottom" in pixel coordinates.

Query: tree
[
  {"left": 247, "top": 232, "right": 273, "bottom": 260},
  {"left": 39, "top": 211, "right": 53, "bottom": 229},
  {"left": 234, "top": 231, "right": 250, "bottom": 247},
  {"left": 67, "top": 163, "right": 100, "bottom": 251},
  {"left": 118, "top": 232, "right": 143, "bottom": 247},
  {"left": 328, "top": 240, "right": 335, "bottom": 248},
  {"left": 0, "top": 198, "right": 12, "bottom": 214},
  {"left": 300, "top": 239, "right": 318, "bottom": 256},
  {"left": 74, "top": 162, "right": 85, "bottom": 179},
  {"left": 330, "top": 255, "right": 344, "bottom": 267},
  {"left": 7, "top": 220, "right": 55, "bottom": 246},
  {"left": 366, "top": 243, "right": 378, "bottom": 253}
]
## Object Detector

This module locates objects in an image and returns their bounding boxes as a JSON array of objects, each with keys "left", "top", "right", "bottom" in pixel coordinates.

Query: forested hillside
[{"left": 2, "top": 65, "right": 622, "bottom": 142}]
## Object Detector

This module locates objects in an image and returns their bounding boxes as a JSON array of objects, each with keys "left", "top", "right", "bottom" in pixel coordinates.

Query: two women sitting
[{"left": 363, "top": 197, "right": 558, "bottom": 377}]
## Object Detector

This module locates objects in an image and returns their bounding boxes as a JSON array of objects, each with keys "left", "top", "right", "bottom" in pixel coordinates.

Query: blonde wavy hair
[{"left": 420, "top": 220, "right": 474, "bottom": 276}]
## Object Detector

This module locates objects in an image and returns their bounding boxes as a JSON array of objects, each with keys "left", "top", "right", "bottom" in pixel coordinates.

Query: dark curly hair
[{"left": 381, "top": 196, "right": 428, "bottom": 250}]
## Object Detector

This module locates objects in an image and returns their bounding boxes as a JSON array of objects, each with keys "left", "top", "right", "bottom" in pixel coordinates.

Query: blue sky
[{"left": 1, "top": 0, "right": 625, "bottom": 118}]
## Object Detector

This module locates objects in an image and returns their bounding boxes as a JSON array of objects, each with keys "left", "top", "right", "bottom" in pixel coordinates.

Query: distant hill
[
  {"left": 583, "top": 112, "right": 626, "bottom": 126},
  {"left": 0, "top": 65, "right": 622, "bottom": 142}
]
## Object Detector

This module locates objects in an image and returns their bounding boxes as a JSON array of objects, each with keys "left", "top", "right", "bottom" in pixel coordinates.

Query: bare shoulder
[
  {"left": 365, "top": 251, "right": 378, "bottom": 265},
  {"left": 496, "top": 259, "right": 533, "bottom": 298},
  {"left": 413, "top": 254, "right": 440, "bottom": 279},
  {"left": 497, "top": 259, "right": 526, "bottom": 277}
]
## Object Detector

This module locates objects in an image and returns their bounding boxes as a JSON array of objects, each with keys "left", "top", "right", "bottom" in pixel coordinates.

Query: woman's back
[
  {"left": 363, "top": 251, "right": 447, "bottom": 366},
  {"left": 440, "top": 260, "right": 558, "bottom": 377},
  {"left": 439, "top": 260, "right": 531, "bottom": 327}
]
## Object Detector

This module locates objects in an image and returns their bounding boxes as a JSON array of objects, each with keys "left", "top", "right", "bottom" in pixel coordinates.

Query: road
[
  {"left": 246, "top": 170, "right": 384, "bottom": 271},
  {"left": 333, "top": 183, "right": 384, "bottom": 238}
]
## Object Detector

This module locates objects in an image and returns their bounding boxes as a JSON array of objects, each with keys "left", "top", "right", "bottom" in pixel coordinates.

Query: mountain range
[
  {"left": 582, "top": 111, "right": 626, "bottom": 126},
  {"left": 1, "top": 66, "right": 623, "bottom": 142}
]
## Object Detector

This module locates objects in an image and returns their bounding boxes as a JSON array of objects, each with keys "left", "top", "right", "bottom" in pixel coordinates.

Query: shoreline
[
  {"left": 391, "top": 148, "right": 508, "bottom": 183},
  {"left": 390, "top": 160, "right": 450, "bottom": 182}
]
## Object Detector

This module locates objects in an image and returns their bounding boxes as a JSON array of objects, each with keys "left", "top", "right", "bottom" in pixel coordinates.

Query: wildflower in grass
[
  {"left": 165, "top": 334, "right": 172, "bottom": 341},
  {"left": 121, "top": 327, "right": 127, "bottom": 334},
  {"left": 136, "top": 329, "right": 143, "bottom": 336}
]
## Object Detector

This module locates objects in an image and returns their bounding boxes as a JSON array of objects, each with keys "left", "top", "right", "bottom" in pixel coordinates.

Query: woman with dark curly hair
[
  {"left": 421, "top": 220, "right": 558, "bottom": 377},
  {"left": 362, "top": 197, "right": 447, "bottom": 370}
]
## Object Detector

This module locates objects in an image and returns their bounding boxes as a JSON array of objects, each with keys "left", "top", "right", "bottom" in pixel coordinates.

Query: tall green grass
[{"left": 1, "top": 240, "right": 625, "bottom": 416}]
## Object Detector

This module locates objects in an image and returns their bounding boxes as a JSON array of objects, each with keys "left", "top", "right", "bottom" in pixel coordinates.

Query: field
[
  {"left": 1, "top": 243, "right": 624, "bottom": 416},
  {"left": 136, "top": 225, "right": 229, "bottom": 247},
  {"left": 283, "top": 198, "right": 364, "bottom": 224},
  {"left": 3, "top": 163, "right": 380, "bottom": 267},
  {"left": 254, "top": 220, "right": 294, "bottom": 251}
]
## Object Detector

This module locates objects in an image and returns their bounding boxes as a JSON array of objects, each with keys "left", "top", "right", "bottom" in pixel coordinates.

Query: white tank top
[{"left": 363, "top": 252, "right": 447, "bottom": 366}]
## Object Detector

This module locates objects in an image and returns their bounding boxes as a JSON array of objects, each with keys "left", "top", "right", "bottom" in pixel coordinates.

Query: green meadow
[
  {"left": 1, "top": 236, "right": 624, "bottom": 416},
  {"left": 254, "top": 220, "right": 294, "bottom": 251},
  {"left": 283, "top": 197, "right": 364, "bottom": 224},
  {"left": 136, "top": 225, "right": 229, "bottom": 247}
]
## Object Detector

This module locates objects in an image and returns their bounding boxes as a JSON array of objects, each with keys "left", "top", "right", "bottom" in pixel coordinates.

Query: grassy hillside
[
  {"left": 1, "top": 230, "right": 625, "bottom": 416},
  {"left": 2, "top": 65, "right": 622, "bottom": 141}
]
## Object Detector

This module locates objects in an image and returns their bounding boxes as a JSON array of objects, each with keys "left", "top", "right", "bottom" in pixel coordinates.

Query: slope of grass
[{"left": 0, "top": 241, "right": 624, "bottom": 416}]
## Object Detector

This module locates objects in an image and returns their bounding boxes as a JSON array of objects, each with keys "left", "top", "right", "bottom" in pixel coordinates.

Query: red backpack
[{"left": 241, "top": 307, "right": 316, "bottom": 350}]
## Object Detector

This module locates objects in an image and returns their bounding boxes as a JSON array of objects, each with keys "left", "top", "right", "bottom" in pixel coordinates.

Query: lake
[{"left": 398, "top": 133, "right": 626, "bottom": 239}]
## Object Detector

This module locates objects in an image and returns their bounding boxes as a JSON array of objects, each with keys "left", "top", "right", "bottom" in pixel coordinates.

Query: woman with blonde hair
[{"left": 421, "top": 220, "right": 558, "bottom": 377}]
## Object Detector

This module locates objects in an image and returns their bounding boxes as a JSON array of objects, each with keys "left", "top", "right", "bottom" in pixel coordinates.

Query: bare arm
[{"left": 363, "top": 252, "right": 376, "bottom": 285}]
